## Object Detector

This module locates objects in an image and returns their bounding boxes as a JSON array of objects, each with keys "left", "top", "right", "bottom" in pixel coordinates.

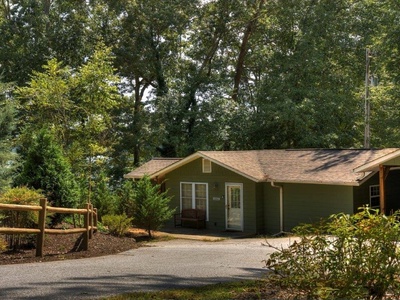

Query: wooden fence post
[
  {"left": 83, "top": 203, "right": 90, "bottom": 251},
  {"left": 89, "top": 203, "right": 93, "bottom": 239},
  {"left": 36, "top": 198, "right": 47, "bottom": 257},
  {"left": 93, "top": 208, "right": 98, "bottom": 233}
]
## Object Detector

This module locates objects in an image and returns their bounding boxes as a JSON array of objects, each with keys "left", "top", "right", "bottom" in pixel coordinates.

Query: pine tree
[
  {"left": 132, "top": 176, "right": 174, "bottom": 238},
  {"left": 15, "top": 129, "right": 80, "bottom": 224}
]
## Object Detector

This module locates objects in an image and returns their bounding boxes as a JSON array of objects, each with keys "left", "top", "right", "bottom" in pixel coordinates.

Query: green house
[{"left": 125, "top": 149, "right": 400, "bottom": 235}]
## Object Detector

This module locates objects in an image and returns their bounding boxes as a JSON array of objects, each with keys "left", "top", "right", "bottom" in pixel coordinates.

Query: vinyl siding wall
[
  {"left": 263, "top": 183, "right": 281, "bottom": 235},
  {"left": 263, "top": 183, "right": 353, "bottom": 232},
  {"left": 164, "top": 158, "right": 260, "bottom": 233}
]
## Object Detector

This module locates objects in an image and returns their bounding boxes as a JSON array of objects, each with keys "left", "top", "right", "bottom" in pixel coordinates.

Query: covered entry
[{"left": 354, "top": 151, "right": 400, "bottom": 214}]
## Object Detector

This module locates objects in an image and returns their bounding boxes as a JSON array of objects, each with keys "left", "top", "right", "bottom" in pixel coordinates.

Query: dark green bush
[
  {"left": 102, "top": 214, "right": 133, "bottom": 237},
  {"left": 265, "top": 207, "right": 400, "bottom": 299},
  {"left": 92, "top": 171, "right": 118, "bottom": 221}
]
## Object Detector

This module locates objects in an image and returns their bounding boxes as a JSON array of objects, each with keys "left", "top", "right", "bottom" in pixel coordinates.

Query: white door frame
[{"left": 225, "top": 183, "right": 243, "bottom": 231}]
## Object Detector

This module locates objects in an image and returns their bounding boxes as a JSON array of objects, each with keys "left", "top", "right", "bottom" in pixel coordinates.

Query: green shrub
[
  {"left": 0, "top": 235, "right": 7, "bottom": 251},
  {"left": 92, "top": 171, "right": 118, "bottom": 221},
  {"left": 102, "top": 214, "right": 133, "bottom": 237},
  {"left": 0, "top": 187, "right": 44, "bottom": 250},
  {"left": 95, "top": 221, "right": 107, "bottom": 233},
  {"left": 265, "top": 207, "right": 400, "bottom": 300}
]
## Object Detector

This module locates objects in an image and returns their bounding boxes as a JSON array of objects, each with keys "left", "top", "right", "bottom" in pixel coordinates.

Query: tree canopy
[{"left": 0, "top": 0, "right": 399, "bottom": 206}]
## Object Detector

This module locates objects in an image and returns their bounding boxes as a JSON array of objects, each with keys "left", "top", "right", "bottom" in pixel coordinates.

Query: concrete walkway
[
  {"left": 154, "top": 226, "right": 257, "bottom": 241},
  {"left": 0, "top": 232, "right": 297, "bottom": 300}
]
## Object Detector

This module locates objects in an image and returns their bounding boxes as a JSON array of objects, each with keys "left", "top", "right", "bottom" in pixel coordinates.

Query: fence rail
[{"left": 0, "top": 198, "right": 98, "bottom": 257}]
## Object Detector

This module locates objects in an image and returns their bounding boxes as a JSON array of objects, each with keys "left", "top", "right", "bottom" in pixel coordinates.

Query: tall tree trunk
[
  {"left": 133, "top": 76, "right": 142, "bottom": 167},
  {"left": 232, "top": 0, "right": 265, "bottom": 102},
  {"left": 42, "top": 0, "right": 52, "bottom": 15}
]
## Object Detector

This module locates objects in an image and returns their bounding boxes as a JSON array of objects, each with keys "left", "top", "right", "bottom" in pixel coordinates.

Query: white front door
[{"left": 225, "top": 183, "right": 243, "bottom": 231}]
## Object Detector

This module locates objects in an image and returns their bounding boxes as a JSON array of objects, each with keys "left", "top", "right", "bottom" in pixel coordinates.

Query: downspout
[{"left": 271, "top": 181, "right": 284, "bottom": 235}]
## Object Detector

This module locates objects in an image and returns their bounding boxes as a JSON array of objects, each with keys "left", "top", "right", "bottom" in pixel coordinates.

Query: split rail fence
[{"left": 0, "top": 198, "right": 97, "bottom": 257}]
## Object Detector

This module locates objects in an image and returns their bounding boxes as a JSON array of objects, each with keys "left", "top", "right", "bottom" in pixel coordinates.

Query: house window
[
  {"left": 180, "top": 182, "right": 208, "bottom": 217},
  {"left": 370, "top": 185, "right": 380, "bottom": 208},
  {"left": 202, "top": 159, "right": 212, "bottom": 173}
]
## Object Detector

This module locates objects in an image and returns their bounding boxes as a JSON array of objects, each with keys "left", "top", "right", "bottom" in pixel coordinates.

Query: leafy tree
[
  {"left": 266, "top": 208, "right": 400, "bottom": 299},
  {"left": 15, "top": 129, "right": 80, "bottom": 224},
  {"left": 16, "top": 44, "right": 121, "bottom": 203},
  {"left": 108, "top": 0, "right": 199, "bottom": 164},
  {"left": 68, "top": 43, "right": 120, "bottom": 202},
  {"left": 244, "top": 0, "right": 366, "bottom": 149},
  {"left": 0, "top": 81, "right": 18, "bottom": 191},
  {"left": 365, "top": 0, "right": 400, "bottom": 147},
  {"left": 131, "top": 176, "right": 174, "bottom": 238},
  {"left": 17, "top": 58, "right": 74, "bottom": 141},
  {"left": 0, "top": 0, "right": 95, "bottom": 85},
  {"left": 17, "top": 43, "right": 120, "bottom": 154},
  {"left": 150, "top": 0, "right": 238, "bottom": 156}
]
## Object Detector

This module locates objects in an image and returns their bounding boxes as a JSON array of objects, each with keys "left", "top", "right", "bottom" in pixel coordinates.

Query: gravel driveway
[{"left": 0, "top": 237, "right": 295, "bottom": 300}]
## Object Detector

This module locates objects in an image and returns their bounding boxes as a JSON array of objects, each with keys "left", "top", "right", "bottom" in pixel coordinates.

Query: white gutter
[{"left": 271, "top": 181, "right": 284, "bottom": 234}]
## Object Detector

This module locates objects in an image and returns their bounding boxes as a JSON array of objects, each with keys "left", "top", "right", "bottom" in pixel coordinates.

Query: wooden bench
[{"left": 174, "top": 208, "right": 206, "bottom": 229}]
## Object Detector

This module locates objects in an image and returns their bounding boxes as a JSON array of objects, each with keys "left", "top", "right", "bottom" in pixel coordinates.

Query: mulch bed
[{"left": 0, "top": 230, "right": 147, "bottom": 265}]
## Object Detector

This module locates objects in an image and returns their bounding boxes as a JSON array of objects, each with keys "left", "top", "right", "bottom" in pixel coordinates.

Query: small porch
[
  {"left": 354, "top": 153, "right": 400, "bottom": 214},
  {"left": 378, "top": 166, "right": 400, "bottom": 214}
]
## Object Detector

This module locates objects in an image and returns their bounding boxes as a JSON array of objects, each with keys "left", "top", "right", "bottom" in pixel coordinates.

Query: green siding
[
  {"left": 164, "top": 158, "right": 259, "bottom": 233},
  {"left": 263, "top": 183, "right": 281, "bottom": 234},
  {"left": 262, "top": 183, "right": 353, "bottom": 234},
  {"left": 255, "top": 183, "right": 265, "bottom": 233},
  {"left": 282, "top": 183, "right": 353, "bottom": 231}
]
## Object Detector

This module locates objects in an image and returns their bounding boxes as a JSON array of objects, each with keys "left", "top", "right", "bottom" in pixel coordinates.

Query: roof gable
[
  {"left": 353, "top": 149, "right": 400, "bottom": 172},
  {"left": 124, "top": 158, "right": 181, "bottom": 179}
]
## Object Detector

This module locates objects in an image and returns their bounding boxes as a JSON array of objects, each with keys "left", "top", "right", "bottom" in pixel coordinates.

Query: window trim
[
  {"left": 369, "top": 184, "right": 380, "bottom": 208},
  {"left": 202, "top": 159, "right": 212, "bottom": 173},
  {"left": 180, "top": 182, "right": 209, "bottom": 221}
]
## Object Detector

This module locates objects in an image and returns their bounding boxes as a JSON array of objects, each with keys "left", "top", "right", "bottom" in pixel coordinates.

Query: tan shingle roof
[
  {"left": 199, "top": 149, "right": 400, "bottom": 185},
  {"left": 125, "top": 149, "right": 400, "bottom": 186},
  {"left": 124, "top": 158, "right": 181, "bottom": 179}
]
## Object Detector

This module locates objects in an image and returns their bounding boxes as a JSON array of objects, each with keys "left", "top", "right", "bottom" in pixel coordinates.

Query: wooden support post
[
  {"left": 36, "top": 198, "right": 47, "bottom": 257},
  {"left": 379, "top": 164, "right": 386, "bottom": 215},
  {"left": 83, "top": 203, "right": 90, "bottom": 251}
]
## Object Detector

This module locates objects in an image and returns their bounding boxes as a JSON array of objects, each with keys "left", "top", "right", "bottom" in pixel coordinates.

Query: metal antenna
[{"left": 364, "top": 48, "right": 373, "bottom": 149}]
